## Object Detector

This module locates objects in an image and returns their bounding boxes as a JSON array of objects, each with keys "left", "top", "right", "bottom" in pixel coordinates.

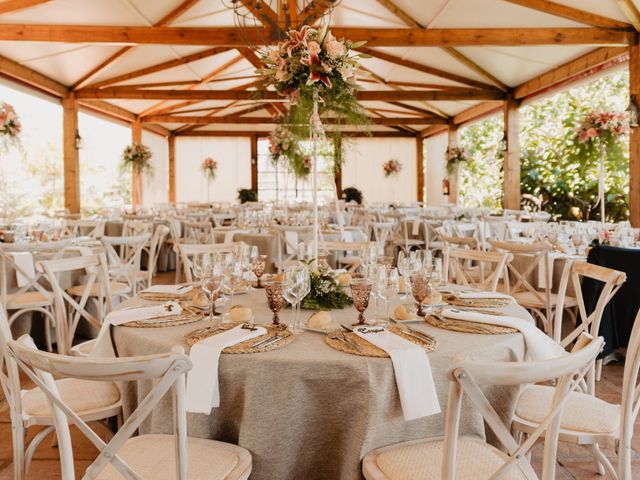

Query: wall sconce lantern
[
  {"left": 442, "top": 179, "right": 450, "bottom": 196},
  {"left": 627, "top": 94, "right": 639, "bottom": 129},
  {"left": 75, "top": 129, "right": 84, "bottom": 150}
]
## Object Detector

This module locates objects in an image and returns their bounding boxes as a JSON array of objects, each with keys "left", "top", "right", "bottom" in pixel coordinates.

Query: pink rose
[
  {"left": 586, "top": 128, "right": 598, "bottom": 138},
  {"left": 307, "top": 41, "right": 321, "bottom": 55},
  {"left": 324, "top": 38, "right": 345, "bottom": 59}
]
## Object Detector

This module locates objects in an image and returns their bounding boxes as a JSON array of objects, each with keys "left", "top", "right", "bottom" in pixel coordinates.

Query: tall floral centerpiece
[
  {"left": 202, "top": 157, "right": 217, "bottom": 181},
  {"left": 575, "top": 111, "right": 628, "bottom": 223},
  {"left": 121, "top": 143, "right": 152, "bottom": 208},
  {"left": 259, "top": 25, "right": 368, "bottom": 265},
  {"left": 383, "top": 159, "right": 402, "bottom": 178},
  {"left": 0, "top": 101, "right": 21, "bottom": 151}
]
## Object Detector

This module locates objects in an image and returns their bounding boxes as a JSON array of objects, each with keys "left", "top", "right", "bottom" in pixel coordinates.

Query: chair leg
[
  {"left": 11, "top": 422, "right": 25, "bottom": 480},
  {"left": 588, "top": 444, "right": 606, "bottom": 477},
  {"left": 595, "top": 359, "right": 603, "bottom": 382},
  {"left": 25, "top": 426, "right": 55, "bottom": 474}
]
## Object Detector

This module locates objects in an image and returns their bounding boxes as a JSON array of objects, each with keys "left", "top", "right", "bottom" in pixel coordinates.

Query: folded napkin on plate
[
  {"left": 140, "top": 284, "right": 193, "bottom": 296},
  {"left": 351, "top": 326, "right": 440, "bottom": 421},
  {"left": 90, "top": 301, "right": 182, "bottom": 357},
  {"left": 454, "top": 291, "right": 513, "bottom": 300},
  {"left": 10, "top": 252, "right": 35, "bottom": 287},
  {"left": 441, "top": 309, "right": 566, "bottom": 361},
  {"left": 186, "top": 325, "right": 266, "bottom": 414}
]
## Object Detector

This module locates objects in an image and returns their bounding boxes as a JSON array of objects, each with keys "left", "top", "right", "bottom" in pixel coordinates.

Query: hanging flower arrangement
[
  {"left": 121, "top": 143, "right": 152, "bottom": 175},
  {"left": 445, "top": 147, "right": 468, "bottom": 174},
  {"left": 575, "top": 111, "right": 627, "bottom": 145},
  {"left": 202, "top": 157, "right": 218, "bottom": 181},
  {"left": 383, "top": 159, "right": 402, "bottom": 178},
  {"left": 269, "top": 124, "right": 302, "bottom": 164},
  {"left": 0, "top": 101, "right": 21, "bottom": 148}
]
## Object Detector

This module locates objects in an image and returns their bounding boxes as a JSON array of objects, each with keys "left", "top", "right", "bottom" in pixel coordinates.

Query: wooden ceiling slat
[
  {"left": 0, "top": 52, "right": 66, "bottom": 96},
  {"left": 156, "top": 0, "right": 202, "bottom": 26},
  {"left": 440, "top": 46, "right": 509, "bottom": 91},
  {"left": 176, "top": 130, "right": 416, "bottom": 137},
  {"left": 0, "top": 0, "right": 50, "bottom": 15},
  {"left": 504, "top": 0, "right": 630, "bottom": 29},
  {"left": 615, "top": 0, "right": 640, "bottom": 31},
  {"left": 0, "top": 25, "right": 631, "bottom": 46},
  {"left": 374, "top": 0, "right": 422, "bottom": 28},
  {"left": 144, "top": 114, "right": 448, "bottom": 125}
]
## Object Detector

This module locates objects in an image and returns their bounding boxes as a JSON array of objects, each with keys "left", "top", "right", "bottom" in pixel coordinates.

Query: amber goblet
[
  {"left": 350, "top": 279, "right": 373, "bottom": 326},
  {"left": 264, "top": 280, "right": 286, "bottom": 326}
]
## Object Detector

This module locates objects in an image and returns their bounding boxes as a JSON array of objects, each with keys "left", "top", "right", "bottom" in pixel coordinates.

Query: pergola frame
[{"left": 0, "top": 0, "right": 638, "bottom": 224}]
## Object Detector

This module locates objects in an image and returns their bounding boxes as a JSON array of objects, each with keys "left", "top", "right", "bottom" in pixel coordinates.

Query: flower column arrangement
[
  {"left": 0, "top": 101, "right": 21, "bottom": 216},
  {"left": 121, "top": 143, "right": 152, "bottom": 207}
]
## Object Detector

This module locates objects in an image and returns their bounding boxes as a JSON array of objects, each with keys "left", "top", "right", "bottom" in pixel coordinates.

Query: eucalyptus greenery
[{"left": 300, "top": 264, "right": 353, "bottom": 310}]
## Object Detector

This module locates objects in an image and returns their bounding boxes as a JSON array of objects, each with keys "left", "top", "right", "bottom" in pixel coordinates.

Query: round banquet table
[{"left": 111, "top": 289, "right": 530, "bottom": 480}]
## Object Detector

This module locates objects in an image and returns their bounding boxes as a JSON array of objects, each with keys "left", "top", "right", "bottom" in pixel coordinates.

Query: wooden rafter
[
  {"left": 176, "top": 130, "right": 415, "bottom": 137},
  {"left": 0, "top": 52, "right": 66, "bottom": 97},
  {"left": 239, "top": 0, "right": 279, "bottom": 30},
  {"left": 504, "top": 0, "right": 629, "bottom": 28},
  {"left": 440, "top": 47, "right": 509, "bottom": 91},
  {"left": 374, "top": 0, "right": 422, "bottom": 28},
  {"left": 118, "top": 75, "right": 257, "bottom": 90},
  {"left": 615, "top": 0, "right": 640, "bottom": 31},
  {"left": 299, "top": 0, "right": 334, "bottom": 25},
  {"left": 0, "top": 0, "right": 50, "bottom": 15},
  {"left": 177, "top": 103, "right": 274, "bottom": 134},
  {"left": 452, "top": 101, "right": 503, "bottom": 126},
  {"left": 72, "top": 0, "right": 203, "bottom": 90},
  {"left": 0, "top": 25, "right": 631, "bottom": 46},
  {"left": 144, "top": 115, "right": 448, "bottom": 125},
  {"left": 237, "top": 47, "right": 286, "bottom": 116}
]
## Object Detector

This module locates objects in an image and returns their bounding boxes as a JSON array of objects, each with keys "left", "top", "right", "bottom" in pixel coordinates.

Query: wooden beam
[
  {"left": 144, "top": 115, "right": 448, "bottom": 125},
  {"left": 453, "top": 100, "right": 504, "bottom": 125},
  {"left": 131, "top": 120, "right": 142, "bottom": 209},
  {"left": 79, "top": 88, "right": 505, "bottom": 102},
  {"left": 630, "top": 39, "right": 640, "bottom": 226},
  {"left": 447, "top": 125, "right": 459, "bottom": 205},
  {"left": 299, "top": 0, "right": 334, "bottom": 25},
  {"left": 175, "top": 130, "right": 414, "bottom": 138},
  {"left": 514, "top": 46, "right": 628, "bottom": 99},
  {"left": 503, "top": 97, "right": 521, "bottom": 210},
  {"left": 0, "top": 53, "right": 67, "bottom": 97},
  {"left": 419, "top": 125, "right": 448, "bottom": 138},
  {"left": 250, "top": 133, "right": 258, "bottom": 192},
  {"left": 440, "top": 47, "right": 509, "bottom": 91},
  {"left": 239, "top": 0, "right": 279, "bottom": 31},
  {"left": 0, "top": 0, "right": 50, "bottom": 15},
  {"left": 0, "top": 25, "right": 631, "bottom": 47},
  {"left": 62, "top": 94, "right": 80, "bottom": 213},
  {"left": 359, "top": 47, "right": 499, "bottom": 90},
  {"left": 156, "top": 0, "right": 201, "bottom": 26},
  {"left": 86, "top": 46, "right": 231, "bottom": 89},
  {"left": 374, "top": 0, "right": 422, "bottom": 27},
  {"left": 616, "top": 0, "right": 640, "bottom": 31},
  {"left": 168, "top": 134, "right": 176, "bottom": 204},
  {"left": 416, "top": 136, "right": 424, "bottom": 202},
  {"left": 120, "top": 75, "right": 256, "bottom": 89},
  {"left": 504, "top": 0, "right": 630, "bottom": 29},
  {"left": 78, "top": 99, "right": 135, "bottom": 122}
]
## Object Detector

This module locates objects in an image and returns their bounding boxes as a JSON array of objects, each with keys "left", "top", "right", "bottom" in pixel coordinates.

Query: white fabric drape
[
  {"left": 342, "top": 138, "right": 417, "bottom": 204},
  {"left": 175, "top": 137, "right": 251, "bottom": 203},
  {"left": 425, "top": 133, "right": 449, "bottom": 205},
  {"left": 141, "top": 130, "right": 169, "bottom": 207}
]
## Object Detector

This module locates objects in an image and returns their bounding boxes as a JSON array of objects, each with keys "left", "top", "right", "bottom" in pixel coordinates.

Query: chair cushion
[
  {"left": 515, "top": 384, "right": 620, "bottom": 434},
  {"left": 22, "top": 378, "right": 120, "bottom": 418},
  {"left": 67, "top": 282, "right": 130, "bottom": 297},
  {"left": 6, "top": 291, "right": 52, "bottom": 308},
  {"left": 363, "top": 436, "right": 525, "bottom": 480},
  {"left": 512, "top": 291, "right": 577, "bottom": 308},
  {"left": 96, "top": 434, "right": 252, "bottom": 480}
]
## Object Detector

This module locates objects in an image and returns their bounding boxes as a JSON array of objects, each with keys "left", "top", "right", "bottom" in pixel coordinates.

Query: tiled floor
[{"left": 0, "top": 273, "right": 637, "bottom": 478}]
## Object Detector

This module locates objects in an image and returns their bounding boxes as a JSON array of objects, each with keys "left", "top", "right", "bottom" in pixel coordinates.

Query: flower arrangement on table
[
  {"left": 0, "top": 101, "right": 21, "bottom": 149},
  {"left": 300, "top": 262, "right": 353, "bottom": 310},
  {"left": 445, "top": 146, "right": 468, "bottom": 174},
  {"left": 201, "top": 157, "right": 218, "bottom": 181},
  {"left": 383, "top": 159, "right": 402, "bottom": 178},
  {"left": 121, "top": 143, "right": 152, "bottom": 175},
  {"left": 575, "top": 111, "right": 627, "bottom": 145}
]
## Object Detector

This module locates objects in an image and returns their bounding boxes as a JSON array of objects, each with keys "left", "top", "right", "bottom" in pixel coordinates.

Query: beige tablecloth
[{"left": 111, "top": 290, "right": 530, "bottom": 480}]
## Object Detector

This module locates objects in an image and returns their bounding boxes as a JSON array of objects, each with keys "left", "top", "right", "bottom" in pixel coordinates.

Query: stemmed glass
[
  {"left": 398, "top": 253, "right": 421, "bottom": 300},
  {"left": 264, "top": 280, "right": 286, "bottom": 327},
  {"left": 201, "top": 263, "right": 225, "bottom": 323},
  {"left": 252, "top": 254, "right": 268, "bottom": 288},
  {"left": 350, "top": 278, "right": 373, "bottom": 325},
  {"left": 378, "top": 268, "right": 399, "bottom": 327},
  {"left": 223, "top": 261, "right": 244, "bottom": 323},
  {"left": 283, "top": 264, "right": 310, "bottom": 334},
  {"left": 410, "top": 273, "right": 429, "bottom": 317}
]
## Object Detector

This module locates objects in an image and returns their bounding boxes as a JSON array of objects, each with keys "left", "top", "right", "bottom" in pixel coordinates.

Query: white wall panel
[
  {"left": 425, "top": 133, "right": 450, "bottom": 206},
  {"left": 141, "top": 131, "right": 169, "bottom": 207}
]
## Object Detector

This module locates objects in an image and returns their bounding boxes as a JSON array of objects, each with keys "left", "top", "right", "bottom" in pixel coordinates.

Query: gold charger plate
[
  {"left": 121, "top": 308, "right": 204, "bottom": 328},
  {"left": 443, "top": 294, "right": 511, "bottom": 309},
  {"left": 325, "top": 325, "right": 438, "bottom": 357},
  {"left": 425, "top": 314, "right": 517, "bottom": 335},
  {"left": 184, "top": 322, "right": 293, "bottom": 354}
]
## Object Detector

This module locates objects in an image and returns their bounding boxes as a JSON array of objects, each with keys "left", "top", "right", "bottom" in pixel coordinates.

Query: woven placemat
[
  {"left": 138, "top": 291, "right": 195, "bottom": 302},
  {"left": 120, "top": 309, "right": 205, "bottom": 328},
  {"left": 443, "top": 295, "right": 511, "bottom": 309},
  {"left": 325, "top": 325, "right": 438, "bottom": 357},
  {"left": 425, "top": 314, "right": 517, "bottom": 335},
  {"left": 184, "top": 322, "right": 293, "bottom": 354}
]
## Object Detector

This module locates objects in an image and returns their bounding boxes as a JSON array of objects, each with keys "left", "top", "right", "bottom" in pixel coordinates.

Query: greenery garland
[{"left": 301, "top": 265, "right": 353, "bottom": 310}]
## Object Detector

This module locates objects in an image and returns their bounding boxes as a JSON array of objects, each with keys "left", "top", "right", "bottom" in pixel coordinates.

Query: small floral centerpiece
[
  {"left": 445, "top": 146, "right": 468, "bottom": 174},
  {"left": 121, "top": 143, "right": 152, "bottom": 175},
  {"left": 301, "top": 261, "right": 353, "bottom": 310},
  {"left": 383, "top": 159, "right": 402, "bottom": 178},
  {"left": 201, "top": 157, "right": 217, "bottom": 181},
  {"left": 0, "top": 101, "right": 21, "bottom": 149},
  {"left": 575, "top": 111, "right": 627, "bottom": 145}
]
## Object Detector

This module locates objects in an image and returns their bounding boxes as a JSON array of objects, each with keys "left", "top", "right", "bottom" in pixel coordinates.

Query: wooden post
[
  {"left": 416, "top": 135, "right": 424, "bottom": 203},
  {"left": 62, "top": 93, "right": 80, "bottom": 214},
  {"left": 503, "top": 96, "right": 521, "bottom": 210},
  {"left": 250, "top": 133, "right": 258, "bottom": 192},
  {"left": 131, "top": 119, "right": 142, "bottom": 208},
  {"left": 168, "top": 134, "right": 176, "bottom": 204},
  {"left": 630, "top": 39, "right": 640, "bottom": 227},
  {"left": 447, "top": 124, "right": 459, "bottom": 205}
]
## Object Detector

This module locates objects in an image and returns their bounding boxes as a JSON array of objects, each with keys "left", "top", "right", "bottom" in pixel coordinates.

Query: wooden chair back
[
  {"left": 444, "top": 247, "right": 512, "bottom": 292},
  {"left": 370, "top": 221, "right": 394, "bottom": 255},
  {"left": 121, "top": 219, "right": 153, "bottom": 237},
  {"left": 441, "top": 334, "right": 603, "bottom": 480},
  {"left": 272, "top": 225, "right": 312, "bottom": 271},
  {"left": 183, "top": 221, "right": 214, "bottom": 244},
  {"left": 175, "top": 242, "right": 238, "bottom": 283},
  {"left": 441, "top": 234, "right": 479, "bottom": 250},
  {"left": 146, "top": 225, "right": 170, "bottom": 286},
  {"left": 619, "top": 308, "right": 640, "bottom": 480},
  {"left": 38, "top": 253, "right": 113, "bottom": 354},
  {"left": 64, "top": 219, "right": 106, "bottom": 239},
  {"left": 101, "top": 233, "right": 150, "bottom": 282},
  {"left": 7, "top": 336, "right": 192, "bottom": 480}
]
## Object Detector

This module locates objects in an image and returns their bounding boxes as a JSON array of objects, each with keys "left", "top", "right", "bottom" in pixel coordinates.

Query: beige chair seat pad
[
  {"left": 22, "top": 378, "right": 120, "bottom": 418},
  {"left": 515, "top": 384, "right": 620, "bottom": 434},
  {"left": 512, "top": 291, "right": 577, "bottom": 308},
  {"left": 6, "top": 291, "right": 52, "bottom": 308},
  {"left": 363, "top": 436, "right": 525, "bottom": 480},
  {"left": 96, "top": 434, "right": 252, "bottom": 480},
  {"left": 67, "top": 281, "right": 130, "bottom": 297}
]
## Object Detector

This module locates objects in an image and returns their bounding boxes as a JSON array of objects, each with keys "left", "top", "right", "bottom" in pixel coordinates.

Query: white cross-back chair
[
  {"left": 0, "top": 240, "right": 70, "bottom": 352},
  {"left": 6, "top": 338, "right": 252, "bottom": 480},
  {"left": 320, "top": 241, "right": 369, "bottom": 272},
  {"left": 443, "top": 247, "right": 512, "bottom": 293},
  {"left": 183, "top": 221, "right": 214, "bottom": 244},
  {"left": 101, "top": 234, "right": 151, "bottom": 297},
  {"left": 65, "top": 220, "right": 106, "bottom": 240},
  {"left": 273, "top": 225, "right": 312, "bottom": 272},
  {"left": 370, "top": 222, "right": 394, "bottom": 256},
  {"left": 38, "top": 253, "right": 113, "bottom": 355},
  {"left": 391, "top": 218, "right": 425, "bottom": 255},
  {"left": 0, "top": 308, "right": 121, "bottom": 479},
  {"left": 175, "top": 243, "right": 239, "bottom": 283},
  {"left": 122, "top": 220, "right": 153, "bottom": 237},
  {"left": 362, "top": 334, "right": 604, "bottom": 480}
]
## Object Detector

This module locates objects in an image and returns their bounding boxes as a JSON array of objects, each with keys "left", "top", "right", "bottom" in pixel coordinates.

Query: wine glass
[
  {"left": 223, "top": 261, "right": 244, "bottom": 323},
  {"left": 378, "top": 268, "right": 399, "bottom": 327},
  {"left": 192, "top": 252, "right": 214, "bottom": 282},
  {"left": 252, "top": 254, "right": 268, "bottom": 288},
  {"left": 283, "top": 264, "right": 310, "bottom": 334},
  {"left": 264, "top": 280, "right": 286, "bottom": 327},
  {"left": 350, "top": 278, "right": 373, "bottom": 326},
  {"left": 398, "top": 255, "right": 421, "bottom": 299},
  {"left": 201, "top": 263, "right": 225, "bottom": 323},
  {"left": 410, "top": 273, "right": 429, "bottom": 317}
]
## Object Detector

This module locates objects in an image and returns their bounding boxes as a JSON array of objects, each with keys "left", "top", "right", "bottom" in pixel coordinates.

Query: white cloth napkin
[
  {"left": 441, "top": 308, "right": 566, "bottom": 361},
  {"left": 351, "top": 326, "right": 441, "bottom": 421},
  {"left": 186, "top": 325, "right": 266, "bottom": 413},
  {"left": 10, "top": 252, "right": 35, "bottom": 288},
  {"left": 90, "top": 302, "right": 182, "bottom": 357},
  {"left": 140, "top": 284, "right": 193, "bottom": 296},
  {"left": 284, "top": 231, "right": 299, "bottom": 254}
]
